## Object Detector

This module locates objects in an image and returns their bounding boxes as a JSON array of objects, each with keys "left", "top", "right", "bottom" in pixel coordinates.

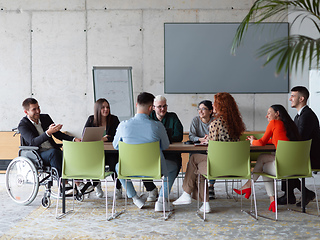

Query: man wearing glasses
[{"left": 144, "top": 95, "right": 183, "bottom": 202}]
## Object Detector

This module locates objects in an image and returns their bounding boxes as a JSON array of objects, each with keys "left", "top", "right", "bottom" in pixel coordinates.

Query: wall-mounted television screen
[{"left": 164, "top": 23, "right": 289, "bottom": 94}]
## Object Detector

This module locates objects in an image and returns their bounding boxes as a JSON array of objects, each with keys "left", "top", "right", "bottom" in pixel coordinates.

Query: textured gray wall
[{"left": 0, "top": 0, "right": 311, "bottom": 137}]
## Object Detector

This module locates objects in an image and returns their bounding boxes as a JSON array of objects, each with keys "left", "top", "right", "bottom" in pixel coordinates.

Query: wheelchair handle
[{"left": 12, "top": 127, "right": 20, "bottom": 137}]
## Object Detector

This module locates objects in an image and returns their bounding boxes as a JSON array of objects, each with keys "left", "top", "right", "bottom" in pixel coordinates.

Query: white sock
[
  {"left": 202, "top": 202, "right": 210, "bottom": 207},
  {"left": 182, "top": 191, "right": 191, "bottom": 197}
]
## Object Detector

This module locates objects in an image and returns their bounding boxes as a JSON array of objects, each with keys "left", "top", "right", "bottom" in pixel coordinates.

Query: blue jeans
[
  {"left": 40, "top": 148, "right": 63, "bottom": 177},
  {"left": 115, "top": 160, "right": 178, "bottom": 199}
]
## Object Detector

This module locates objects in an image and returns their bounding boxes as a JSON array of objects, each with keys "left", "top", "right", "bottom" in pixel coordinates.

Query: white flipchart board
[{"left": 93, "top": 66, "right": 134, "bottom": 121}]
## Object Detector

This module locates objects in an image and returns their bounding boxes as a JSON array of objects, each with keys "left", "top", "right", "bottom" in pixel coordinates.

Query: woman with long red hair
[{"left": 173, "top": 92, "right": 246, "bottom": 213}]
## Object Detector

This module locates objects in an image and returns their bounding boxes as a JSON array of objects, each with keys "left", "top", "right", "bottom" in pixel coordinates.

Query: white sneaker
[
  {"left": 78, "top": 183, "right": 94, "bottom": 194},
  {"left": 132, "top": 195, "right": 145, "bottom": 209},
  {"left": 199, "top": 202, "right": 211, "bottom": 213},
  {"left": 155, "top": 200, "right": 173, "bottom": 212},
  {"left": 95, "top": 182, "right": 104, "bottom": 198},
  {"left": 147, "top": 188, "right": 158, "bottom": 202},
  {"left": 64, "top": 183, "right": 76, "bottom": 195},
  {"left": 65, "top": 188, "right": 76, "bottom": 195},
  {"left": 173, "top": 191, "right": 192, "bottom": 205},
  {"left": 115, "top": 188, "right": 122, "bottom": 199}
]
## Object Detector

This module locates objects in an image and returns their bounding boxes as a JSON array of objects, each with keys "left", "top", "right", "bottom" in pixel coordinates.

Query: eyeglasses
[
  {"left": 154, "top": 104, "right": 168, "bottom": 109},
  {"left": 197, "top": 107, "right": 209, "bottom": 111}
]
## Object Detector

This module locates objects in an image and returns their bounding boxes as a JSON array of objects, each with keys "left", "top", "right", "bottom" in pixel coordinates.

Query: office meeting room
[{"left": 1, "top": 0, "right": 320, "bottom": 239}]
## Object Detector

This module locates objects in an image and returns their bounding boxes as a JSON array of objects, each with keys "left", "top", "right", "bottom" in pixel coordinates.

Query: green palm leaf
[{"left": 231, "top": 0, "right": 320, "bottom": 73}]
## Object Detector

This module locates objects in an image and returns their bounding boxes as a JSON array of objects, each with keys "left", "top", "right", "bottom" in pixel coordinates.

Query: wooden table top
[{"left": 104, "top": 142, "right": 276, "bottom": 153}]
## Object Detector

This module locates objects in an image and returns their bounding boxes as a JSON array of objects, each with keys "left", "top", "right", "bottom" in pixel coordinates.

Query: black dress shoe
[
  {"left": 277, "top": 194, "right": 296, "bottom": 205},
  {"left": 296, "top": 191, "right": 316, "bottom": 207}
]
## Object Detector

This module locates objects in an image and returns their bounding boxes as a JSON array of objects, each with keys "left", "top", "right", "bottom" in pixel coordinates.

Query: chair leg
[
  {"left": 111, "top": 177, "right": 117, "bottom": 218},
  {"left": 72, "top": 179, "right": 75, "bottom": 210},
  {"left": 105, "top": 177, "right": 108, "bottom": 220},
  {"left": 55, "top": 177, "right": 62, "bottom": 219},
  {"left": 55, "top": 178, "right": 74, "bottom": 219},
  {"left": 240, "top": 180, "right": 243, "bottom": 209},
  {"left": 160, "top": 176, "right": 172, "bottom": 221},
  {"left": 125, "top": 180, "right": 127, "bottom": 210},
  {"left": 162, "top": 178, "right": 166, "bottom": 219},
  {"left": 177, "top": 172, "right": 180, "bottom": 197},
  {"left": 274, "top": 179, "right": 278, "bottom": 220},
  {"left": 166, "top": 176, "right": 170, "bottom": 207},
  {"left": 203, "top": 178, "right": 207, "bottom": 221},
  {"left": 251, "top": 179, "right": 258, "bottom": 219},
  {"left": 312, "top": 177, "right": 320, "bottom": 216},
  {"left": 225, "top": 180, "right": 229, "bottom": 198},
  {"left": 109, "top": 176, "right": 124, "bottom": 220}
]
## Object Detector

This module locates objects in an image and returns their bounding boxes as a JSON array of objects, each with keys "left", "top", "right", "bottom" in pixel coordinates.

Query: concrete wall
[{"left": 0, "top": 0, "right": 308, "bottom": 137}]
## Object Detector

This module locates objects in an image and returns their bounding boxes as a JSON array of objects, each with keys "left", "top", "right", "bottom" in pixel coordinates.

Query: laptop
[{"left": 81, "top": 127, "right": 105, "bottom": 142}]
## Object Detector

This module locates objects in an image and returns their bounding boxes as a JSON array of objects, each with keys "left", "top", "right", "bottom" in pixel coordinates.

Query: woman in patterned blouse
[{"left": 173, "top": 92, "right": 246, "bottom": 213}]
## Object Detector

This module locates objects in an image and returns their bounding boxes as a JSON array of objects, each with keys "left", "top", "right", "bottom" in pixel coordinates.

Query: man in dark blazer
[
  {"left": 278, "top": 86, "right": 320, "bottom": 206},
  {"left": 18, "top": 98, "right": 81, "bottom": 193}
]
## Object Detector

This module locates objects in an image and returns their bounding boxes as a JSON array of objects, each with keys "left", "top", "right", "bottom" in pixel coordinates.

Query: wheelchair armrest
[{"left": 19, "top": 146, "right": 39, "bottom": 151}]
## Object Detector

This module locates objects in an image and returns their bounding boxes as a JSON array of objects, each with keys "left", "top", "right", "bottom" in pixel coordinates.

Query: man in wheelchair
[{"left": 18, "top": 98, "right": 81, "bottom": 195}]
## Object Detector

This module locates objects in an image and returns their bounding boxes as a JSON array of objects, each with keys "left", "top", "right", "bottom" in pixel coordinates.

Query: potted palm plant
[{"left": 231, "top": 0, "right": 320, "bottom": 74}]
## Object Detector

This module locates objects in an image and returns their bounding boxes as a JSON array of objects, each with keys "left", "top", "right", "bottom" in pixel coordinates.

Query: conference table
[
  {"left": 103, "top": 142, "right": 276, "bottom": 153},
  {"left": 60, "top": 142, "right": 307, "bottom": 214}
]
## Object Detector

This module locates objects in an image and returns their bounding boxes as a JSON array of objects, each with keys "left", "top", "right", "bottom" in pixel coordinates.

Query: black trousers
[{"left": 281, "top": 179, "right": 312, "bottom": 196}]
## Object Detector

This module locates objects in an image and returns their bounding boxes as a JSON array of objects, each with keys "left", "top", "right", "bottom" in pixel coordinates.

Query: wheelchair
[{"left": 5, "top": 129, "right": 60, "bottom": 208}]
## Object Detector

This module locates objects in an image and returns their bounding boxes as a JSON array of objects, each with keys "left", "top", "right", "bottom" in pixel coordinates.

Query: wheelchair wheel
[
  {"left": 41, "top": 196, "right": 51, "bottom": 208},
  {"left": 75, "top": 193, "right": 84, "bottom": 202},
  {"left": 5, "top": 157, "right": 39, "bottom": 205}
]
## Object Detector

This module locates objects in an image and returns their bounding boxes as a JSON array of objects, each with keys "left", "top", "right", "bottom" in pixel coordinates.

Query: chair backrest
[
  {"left": 240, "top": 132, "right": 267, "bottom": 161},
  {"left": 275, "top": 140, "right": 312, "bottom": 178},
  {"left": 207, "top": 140, "right": 251, "bottom": 179},
  {"left": 239, "top": 132, "right": 264, "bottom": 141},
  {"left": 118, "top": 141, "right": 161, "bottom": 180},
  {"left": 62, "top": 140, "right": 105, "bottom": 179}
]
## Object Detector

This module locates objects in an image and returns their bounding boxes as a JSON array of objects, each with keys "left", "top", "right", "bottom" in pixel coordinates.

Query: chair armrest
[{"left": 19, "top": 146, "right": 39, "bottom": 151}]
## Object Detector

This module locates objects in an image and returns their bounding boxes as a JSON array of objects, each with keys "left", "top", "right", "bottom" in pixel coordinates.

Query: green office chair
[
  {"left": 253, "top": 140, "right": 319, "bottom": 220},
  {"left": 240, "top": 132, "right": 267, "bottom": 163},
  {"left": 55, "top": 141, "right": 115, "bottom": 220},
  {"left": 221, "top": 132, "right": 267, "bottom": 199},
  {"left": 112, "top": 141, "right": 171, "bottom": 220},
  {"left": 200, "top": 140, "right": 257, "bottom": 221}
]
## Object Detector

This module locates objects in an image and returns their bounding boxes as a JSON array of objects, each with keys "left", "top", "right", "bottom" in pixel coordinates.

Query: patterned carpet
[{"left": 1, "top": 175, "right": 320, "bottom": 239}]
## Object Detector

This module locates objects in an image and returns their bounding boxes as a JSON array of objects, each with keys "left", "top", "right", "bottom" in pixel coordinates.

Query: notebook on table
[{"left": 81, "top": 127, "right": 105, "bottom": 142}]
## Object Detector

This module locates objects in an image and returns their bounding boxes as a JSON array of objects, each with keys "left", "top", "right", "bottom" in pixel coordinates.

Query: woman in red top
[{"left": 234, "top": 104, "right": 300, "bottom": 212}]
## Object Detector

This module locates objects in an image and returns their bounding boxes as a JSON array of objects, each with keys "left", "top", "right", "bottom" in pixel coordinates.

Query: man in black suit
[
  {"left": 18, "top": 98, "right": 81, "bottom": 194},
  {"left": 278, "top": 86, "right": 320, "bottom": 206}
]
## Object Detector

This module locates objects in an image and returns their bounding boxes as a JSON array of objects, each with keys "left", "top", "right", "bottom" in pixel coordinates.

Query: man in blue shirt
[{"left": 113, "top": 92, "right": 178, "bottom": 211}]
